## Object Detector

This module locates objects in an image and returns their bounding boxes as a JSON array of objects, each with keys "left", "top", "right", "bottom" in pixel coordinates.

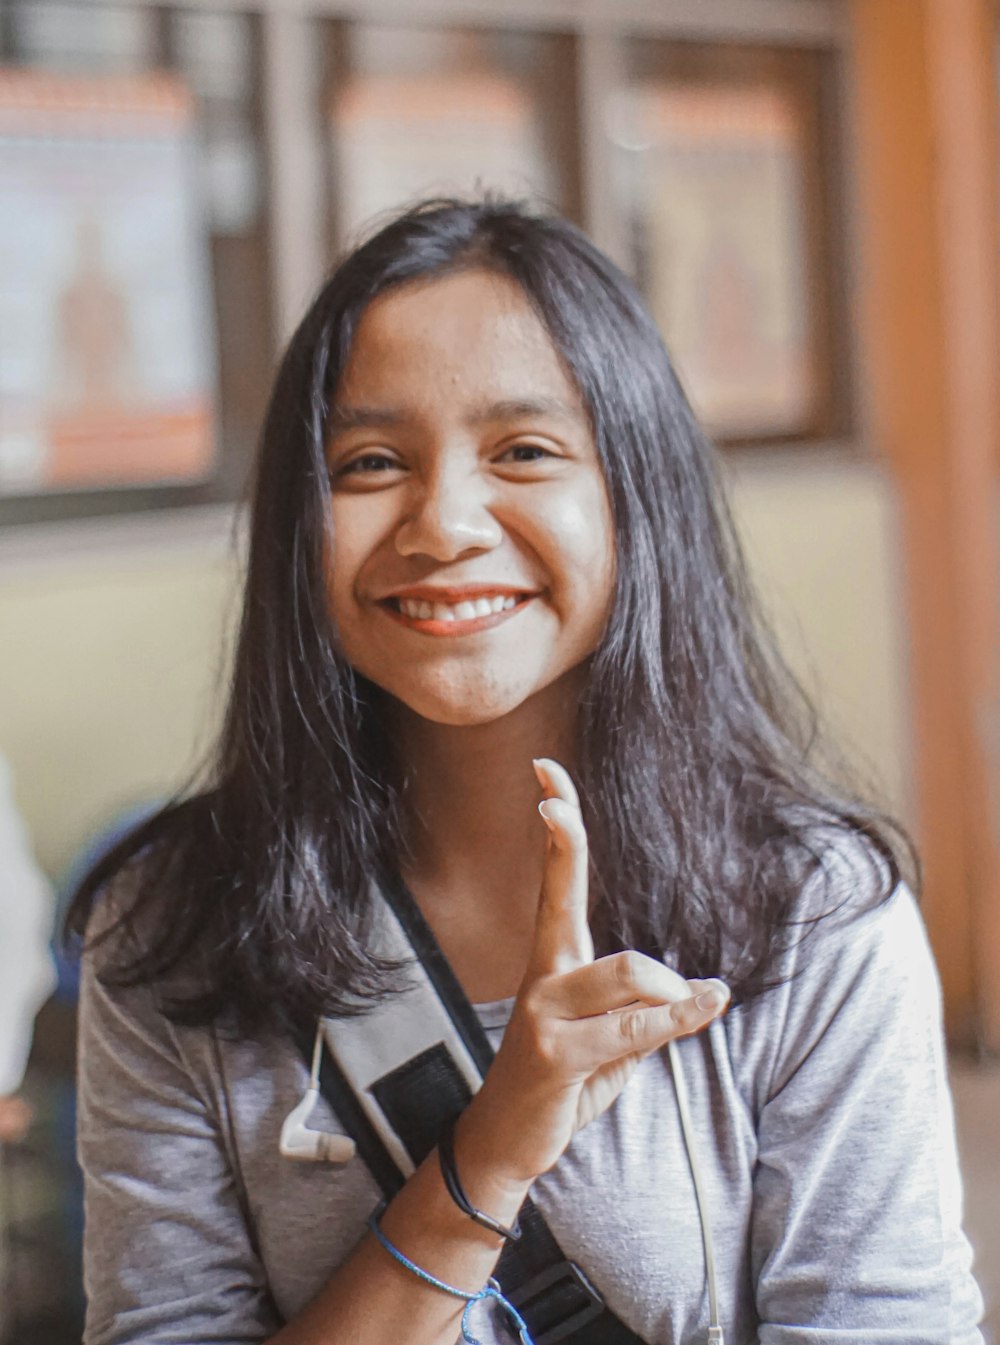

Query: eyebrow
[{"left": 327, "top": 396, "right": 581, "bottom": 433}]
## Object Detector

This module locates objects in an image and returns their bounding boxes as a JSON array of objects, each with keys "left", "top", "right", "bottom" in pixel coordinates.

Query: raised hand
[{"left": 457, "top": 757, "right": 729, "bottom": 1192}]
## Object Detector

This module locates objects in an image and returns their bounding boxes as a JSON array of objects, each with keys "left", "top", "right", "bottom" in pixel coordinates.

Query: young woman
[{"left": 71, "top": 198, "right": 983, "bottom": 1345}]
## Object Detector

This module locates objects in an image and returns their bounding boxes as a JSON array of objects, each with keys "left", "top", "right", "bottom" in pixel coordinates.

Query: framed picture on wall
[
  {"left": 611, "top": 65, "right": 830, "bottom": 443},
  {"left": 328, "top": 27, "right": 567, "bottom": 244},
  {"left": 0, "top": 70, "right": 218, "bottom": 497}
]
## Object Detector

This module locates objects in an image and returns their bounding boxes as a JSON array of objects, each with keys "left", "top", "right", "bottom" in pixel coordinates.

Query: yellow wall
[
  {"left": 727, "top": 451, "right": 912, "bottom": 821},
  {"left": 0, "top": 511, "right": 243, "bottom": 880},
  {"left": 0, "top": 459, "right": 912, "bottom": 882}
]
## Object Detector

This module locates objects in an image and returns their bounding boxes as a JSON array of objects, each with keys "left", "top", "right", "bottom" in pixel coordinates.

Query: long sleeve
[
  {"left": 747, "top": 883, "right": 984, "bottom": 1343},
  {"left": 77, "top": 916, "right": 282, "bottom": 1345}
]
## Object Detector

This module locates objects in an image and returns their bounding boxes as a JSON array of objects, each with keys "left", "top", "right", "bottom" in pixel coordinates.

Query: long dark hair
[{"left": 69, "top": 197, "right": 913, "bottom": 1033}]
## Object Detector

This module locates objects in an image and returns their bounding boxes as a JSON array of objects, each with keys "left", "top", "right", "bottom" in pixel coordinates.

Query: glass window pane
[
  {"left": 326, "top": 24, "right": 581, "bottom": 248},
  {"left": 610, "top": 42, "right": 841, "bottom": 443},
  {"left": 0, "top": 3, "right": 272, "bottom": 519}
]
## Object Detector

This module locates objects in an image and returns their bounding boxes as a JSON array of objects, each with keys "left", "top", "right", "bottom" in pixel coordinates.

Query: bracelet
[
  {"left": 367, "top": 1204, "right": 534, "bottom": 1345},
  {"left": 438, "top": 1116, "right": 523, "bottom": 1242}
]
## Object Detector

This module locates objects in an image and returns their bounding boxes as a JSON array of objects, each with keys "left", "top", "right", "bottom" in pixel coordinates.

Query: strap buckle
[{"left": 507, "top": 1259, "right": 605, "bottom": 1344}]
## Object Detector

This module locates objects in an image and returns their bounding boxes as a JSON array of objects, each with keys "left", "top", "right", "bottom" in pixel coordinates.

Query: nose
[{"left": 394, "top": 460, "right": 503, "bottom": 561}]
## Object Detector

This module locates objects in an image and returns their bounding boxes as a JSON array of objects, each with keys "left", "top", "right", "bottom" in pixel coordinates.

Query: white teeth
[{"left": 395, "top": 593, "right": 526, "bottom": 621}]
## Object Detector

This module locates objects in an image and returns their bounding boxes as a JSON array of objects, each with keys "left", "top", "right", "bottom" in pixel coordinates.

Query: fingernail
[
  {"left": 532, "top": 758, "right": 550, "bottom": 781},
  {"left": 538, "top": 799, "right": 556, "bottom": 827},
  {"left": 695, "top": 981, "right": 729, "bottom": 1013}
]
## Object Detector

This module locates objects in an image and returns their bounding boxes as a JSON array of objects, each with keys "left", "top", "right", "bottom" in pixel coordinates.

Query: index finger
[{"left": 527, "top": 758, "right": 593, "bottom": 976}]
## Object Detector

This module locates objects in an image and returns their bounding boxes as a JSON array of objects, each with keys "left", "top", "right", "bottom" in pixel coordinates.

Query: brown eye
[
  {"left": 329, "top": 451, "right": 406, "bottom": 485},
  {"left": 499, "top": 443, "right": 557, "bottom": 463},
  {"left": 339, "top": 453, "right": 398, "bottom": 475}
]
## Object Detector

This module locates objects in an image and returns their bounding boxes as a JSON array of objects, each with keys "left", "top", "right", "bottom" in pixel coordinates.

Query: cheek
[
  {"left": 325, "top": 500, "right": 388, "bottom": 627},
  {"left": 538, "top": 486, "right": 616, "bottom": 629}
]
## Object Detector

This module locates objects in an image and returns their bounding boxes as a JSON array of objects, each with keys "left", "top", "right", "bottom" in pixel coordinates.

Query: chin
[
  {"left": 399, "top": 691, "right": 531, "bottom": 728},
  {"left": 381, "top": 669, "right": 551, "bottom": 728}
]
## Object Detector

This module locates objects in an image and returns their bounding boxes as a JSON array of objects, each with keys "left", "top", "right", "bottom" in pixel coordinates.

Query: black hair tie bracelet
[{"left": 437, "top": 1115, "right": 523, "bottom": 1242}]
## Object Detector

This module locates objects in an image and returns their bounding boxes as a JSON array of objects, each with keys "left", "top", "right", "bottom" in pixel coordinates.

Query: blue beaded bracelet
[{"left": 367, "top": 1206, "right": 534, "bottom": 1345}]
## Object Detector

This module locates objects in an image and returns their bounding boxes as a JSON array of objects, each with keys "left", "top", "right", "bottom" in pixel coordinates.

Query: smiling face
[{"left": 324, "top": 267, "right": 616, "bottom": 727}]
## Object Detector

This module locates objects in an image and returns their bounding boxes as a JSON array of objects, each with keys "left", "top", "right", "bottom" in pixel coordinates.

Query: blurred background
[{"left": 0, "top": 0, "right": 998, "bottom": 1340}]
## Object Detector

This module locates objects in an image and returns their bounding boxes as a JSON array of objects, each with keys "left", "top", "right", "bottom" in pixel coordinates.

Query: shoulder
[
  {"left": 70, "top": 793, "right": 214, "bottom": 939},
  {"left": 788, "top": 822, "right": 923, "bottom": 981},
  {"left": 762, "top": 815, "right": 916, "bottom": 975},
  {"left": 725, "top": 828, "right": 933, "bottom": 1114},
  {"left": 75, "top": 795, "right": 222, "bottom": 993},
  {"left": 80, "top": 853, "right": 191, "bottom": 1029},
  {"left": 79, "top": 839, "right": 222, "bottom": 1060}
]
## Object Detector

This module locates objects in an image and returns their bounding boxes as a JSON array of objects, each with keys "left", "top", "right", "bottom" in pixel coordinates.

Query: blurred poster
[
  {"left": 612, "top": 83, "right": 812, "bottom": 440},
  {"left": 332, "top": 70, "right": 556, "bottom": 242},
  {"left": 0, "top": 71, "right": 217, "bottom": 495}
]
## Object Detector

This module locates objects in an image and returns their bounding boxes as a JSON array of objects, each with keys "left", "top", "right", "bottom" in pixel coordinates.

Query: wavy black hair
[{"left": 68, "top": 197, "right": 914, "bottom": 1032}]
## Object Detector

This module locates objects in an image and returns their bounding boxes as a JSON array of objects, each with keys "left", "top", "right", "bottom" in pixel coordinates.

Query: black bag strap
[{"left": 295, "top": 872, "right": 647, "bottom": 1345}]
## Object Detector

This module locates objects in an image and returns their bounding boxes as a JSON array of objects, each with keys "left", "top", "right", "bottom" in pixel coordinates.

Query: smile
[{"left": 381, "top": 591, "right": 536, "bottom": 636}]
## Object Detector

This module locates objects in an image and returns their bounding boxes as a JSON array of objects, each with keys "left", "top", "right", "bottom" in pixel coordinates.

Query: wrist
[
  {"left": 439, "top": 1116, "right": 523, "bottom": 1242},
  {"left": 451, "top": 1100, "right": 533, "bottom": 1219}
]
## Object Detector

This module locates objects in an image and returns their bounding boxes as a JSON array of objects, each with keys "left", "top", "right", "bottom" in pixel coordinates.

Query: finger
[
  {"left": 529, "top": 795, "right": 592, "bottom": 977},
  {"left": 549, "top": 951, "right": 692, "bottom": 1018},
  {"left": 566, "top": 982, "right": 731, "bottom": 1071},
  {"left": 532, "top": 757, "right": 581, "bottom": 810}
]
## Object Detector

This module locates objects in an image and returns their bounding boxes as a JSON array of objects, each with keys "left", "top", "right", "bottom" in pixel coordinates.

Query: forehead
[{"left": 336, "top": 268, "right": 585, "bottom": 415}]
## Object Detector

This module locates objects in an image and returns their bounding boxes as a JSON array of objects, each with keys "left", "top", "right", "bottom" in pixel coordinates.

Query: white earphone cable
[
  {"left": 309, "top": 1019, "right": 323, "bottom": 1088},
  {"left": 668, "top": 1038, "right": 725, "bottom": 1345}
]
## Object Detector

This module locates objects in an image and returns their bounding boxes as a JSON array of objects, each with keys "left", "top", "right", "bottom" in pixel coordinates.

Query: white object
[
  {"left": 669, "top": 1038, "right": 725, "bottom": 1345},
  {"left": 278, "top": 1023, "right": 355, "bottom": 1164},
  {"left": 0, "top": 754, "right": 55, "bottom": 1095}
]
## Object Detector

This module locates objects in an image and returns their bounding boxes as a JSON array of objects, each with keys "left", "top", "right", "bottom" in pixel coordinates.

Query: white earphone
[{"left": 279, "top": 1023, "right": 356, "bottom": 1164}]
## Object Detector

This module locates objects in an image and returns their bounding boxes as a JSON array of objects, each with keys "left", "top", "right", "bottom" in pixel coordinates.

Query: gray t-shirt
[{"left": 77, "top": 850, "right": 985, "bottom": 1344}]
